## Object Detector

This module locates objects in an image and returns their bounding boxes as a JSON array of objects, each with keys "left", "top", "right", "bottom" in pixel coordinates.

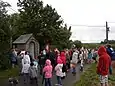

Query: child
[
  {"left": 43, "top": 59, "right": 53, "bottom": 86},
  {"left": 29, "top": 62, "right": 38, "bottom": 85},
  {"left": 97, "top": 46, "right": 111, "bottom": 86},
  {"left": 87, "top": 50, "right": 92, "bottom": 64},
  {"left": 55, "top": 56, "right": 63, "bottom": 86},
  {"left": 21, "top": 57, "right": 30, "bottom": 84}
]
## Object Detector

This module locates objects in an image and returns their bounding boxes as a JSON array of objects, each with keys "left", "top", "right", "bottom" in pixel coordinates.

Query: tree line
[{"left": 0, "top": 0, "right": 74, "bottom": 70}]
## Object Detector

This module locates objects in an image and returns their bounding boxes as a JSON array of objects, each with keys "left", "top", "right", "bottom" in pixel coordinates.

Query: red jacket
[
  {"left": 97, "top": 46, "right": 111, "bottom": 76},
  {"left": 60, "top": 52, "right": 66, "bottom": 65}
]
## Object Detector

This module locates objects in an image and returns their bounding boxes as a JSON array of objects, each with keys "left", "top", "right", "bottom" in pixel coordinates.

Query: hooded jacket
[
  {"left": 97, "top": 46, "right": 111, "bottom": 76},
  {"left": 43, "top": 59, "right": 53, "bottom": 78},
  {"left": 55, "top": 57, "right": 63, "bottom": 77},
  {"left": 60, "top": 52, "right": 66, "bottom": 65}
]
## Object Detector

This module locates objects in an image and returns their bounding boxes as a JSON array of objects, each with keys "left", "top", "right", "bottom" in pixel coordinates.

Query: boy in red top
[{"left": 97, "top": 46, "right": 111, "bottom": 86}]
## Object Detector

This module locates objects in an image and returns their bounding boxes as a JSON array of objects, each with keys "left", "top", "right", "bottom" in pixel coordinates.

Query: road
[{"left": 2, "top": 64, "right": 90, "bottom": 86}]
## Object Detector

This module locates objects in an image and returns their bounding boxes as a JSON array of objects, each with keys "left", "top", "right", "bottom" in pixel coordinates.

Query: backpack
[{"left": 107, "top": 48, "right": 115, "bottom": 60}]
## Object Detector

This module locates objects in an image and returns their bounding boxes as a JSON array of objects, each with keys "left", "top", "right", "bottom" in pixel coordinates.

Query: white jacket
[
  {"left": 55, "top": 64, "right": 63, "bottom": 77},
  {"left": 22, "top": 55, "right": 30, "bottom": 66},
  {"left": 71, "top": 52, "right": 78, "bottom": 64},
  {"left": 21, "top": 63, "right": 30, "bottom": 73}
]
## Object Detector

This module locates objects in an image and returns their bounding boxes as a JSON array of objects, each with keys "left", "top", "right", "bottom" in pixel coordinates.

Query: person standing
[
  {"left": 10, "top": 49, "right": 18, "bottom": 68},
  {"left": 71, "top": 50, "right": 79, "bottom": 75},
  {"left": 97, "top": 46, "right": 111, "bottom": 86},
  {"left": 60, "top": 51, "right": 67, "bottom": 79},
  {"left": 21, "top": 55, "right": 30, "bottom": 84},
  {"left": 43, "top": 59, "right": 53, "bottom": 86},
  {"left": 29, "top": 62, "right": 38, "bottom": 86},
  {"left": 55, "top": 57, "right": 63, "bottom": 86}
]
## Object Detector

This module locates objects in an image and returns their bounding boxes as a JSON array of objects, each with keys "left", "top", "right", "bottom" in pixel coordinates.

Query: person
[
  {"left": 10, "top": 49, "right": 18, "bottom": 68},
  {"left": 87, "top": 49, "right": 92, "bottom": 64},
  {"left": 60, "top": 51, "right": 67, "bottom": 79},
  {"left": 48, "top": 50, "right": 55, "bottom": 69},
  {"left": 43, "top": 59, "right": 53, "bottom": 86},
  {"left": 106, "top": 44, "right": 115, "bottom": 75},
  {"left": 17, "top": 51, "right": 23, "bottom": 74},
  {"left": 38, "top": 51, "right": 46, "bottom": 75},
  {"left": 79, "top": 51, "right": 84, "bottom": 71},
  {"left": 55, "top": 57, "right": 63, "bottom": 86},
  {"left": 71, "top": 50, "right": 79, "bottom": 75},
  {"left": 92, "top": 49, "right": 98, "bottom": 63},
  {"left": 23, "top": 51, "right": 31, "bottom": 65},
  {"left": 65, "top": 49, "right": 70, "bottom": 71},
  {"left": 21, "top": 55, "right": 30, "bottom": 84},
  {"left": 29, "top": 62, "right": 38, "bottom": 85},
  {"left": 97, "top": 46, "right": 111, "bottom": 86}
]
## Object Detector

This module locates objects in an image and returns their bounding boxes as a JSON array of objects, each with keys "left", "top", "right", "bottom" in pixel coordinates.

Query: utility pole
[{"left": 106, "top": 21, "right": 109, "bottom": 43}]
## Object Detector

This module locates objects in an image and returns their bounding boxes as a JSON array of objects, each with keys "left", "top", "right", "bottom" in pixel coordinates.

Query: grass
[
  {"left": 75, "top": 63, "right": 115, "bottom": 86},
  {"left": 0, "top": 67, "right": 19, "bottom": 85}
]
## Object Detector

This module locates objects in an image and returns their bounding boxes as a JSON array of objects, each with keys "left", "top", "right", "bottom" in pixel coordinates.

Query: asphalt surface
[{"left": 2, "top": 64, "right": 90, "bottom": 86}]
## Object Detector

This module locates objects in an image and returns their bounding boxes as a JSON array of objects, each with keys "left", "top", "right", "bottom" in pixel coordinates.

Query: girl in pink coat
[{"left": 43, "top": 59, "right": 53, "bottom": 86}]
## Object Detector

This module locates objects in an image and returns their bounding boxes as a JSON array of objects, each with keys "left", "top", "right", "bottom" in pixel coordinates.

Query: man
[{"left": 97, "top": 46, "right": 111, "bottom": 86}]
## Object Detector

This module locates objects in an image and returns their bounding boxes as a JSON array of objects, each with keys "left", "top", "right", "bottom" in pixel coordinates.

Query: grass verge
[
  {"left": 0, "top": 67, "right": 19, "bottom": 85},
  {"left": 75, "top": 63, "right": 115, "bottom": 86}
]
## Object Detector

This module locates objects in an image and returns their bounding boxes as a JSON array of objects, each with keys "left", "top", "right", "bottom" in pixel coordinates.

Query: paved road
[{"left": 2, "top": 64, "right": 90, "bottom": 86}]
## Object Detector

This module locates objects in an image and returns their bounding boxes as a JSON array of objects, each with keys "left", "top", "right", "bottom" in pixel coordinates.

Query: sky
[{"left": 3, "top": 0, "right": 115, "bottom": 43}]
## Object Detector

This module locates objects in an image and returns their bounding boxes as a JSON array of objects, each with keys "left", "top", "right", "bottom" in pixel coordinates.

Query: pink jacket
[{"left": 43, "top": 59, "right": 53, "bottom": 78}]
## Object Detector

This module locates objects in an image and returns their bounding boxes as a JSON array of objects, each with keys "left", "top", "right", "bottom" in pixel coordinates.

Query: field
[{"left": 75, "top": 63, "right": 115, "bottom": 86}]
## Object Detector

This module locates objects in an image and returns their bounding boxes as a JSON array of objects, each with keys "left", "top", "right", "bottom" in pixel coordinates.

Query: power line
[
  {"left": 69, "top": 24, "right": 105, "bottom": 27},
  {"left": 0, "top": 0, "right": 17, "bottom": 13}
]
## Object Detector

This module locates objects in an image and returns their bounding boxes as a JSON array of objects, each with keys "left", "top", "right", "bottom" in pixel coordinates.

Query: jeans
[
  {"left": 57, "top": 76, "right": 62, "bottom": 85},
  {"left": 45, "top": 78, "right": 52, "bottom": 86},
  {"left": 72, "top": 67, "right": 76, "bottom": 73}
]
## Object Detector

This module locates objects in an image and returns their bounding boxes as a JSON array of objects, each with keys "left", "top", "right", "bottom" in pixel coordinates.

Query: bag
[{"left": 111, "top": 52, "right": 115, "bottom": 60}]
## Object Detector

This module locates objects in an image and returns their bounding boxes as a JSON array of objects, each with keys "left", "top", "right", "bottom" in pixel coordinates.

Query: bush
[{"left": 0, "top": 52, "right": 11, "bottom": 70}]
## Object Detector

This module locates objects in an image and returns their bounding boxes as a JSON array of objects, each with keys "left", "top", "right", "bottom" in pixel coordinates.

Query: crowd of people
[{"left": 9, "top": 47, "right": 98, "bottom": 86}]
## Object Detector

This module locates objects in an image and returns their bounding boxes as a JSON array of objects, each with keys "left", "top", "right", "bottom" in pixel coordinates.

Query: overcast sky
[{"left": 3, "top": 0, "right": 115, "bottom": 43}]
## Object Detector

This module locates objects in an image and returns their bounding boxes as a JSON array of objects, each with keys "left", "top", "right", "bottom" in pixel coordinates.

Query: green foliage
[
  {"left": 0, "top": 0, "right": 72, "bottom": 70},
  {"left": 0, "top": 0, "right": 12, "bottom": 70},
  {"left": 73, "top": 40, "right": 82, "bottom": 48},
  {"left": 0, "top": 52, "right": 11, "bottom": 70},
  {"left": 83, "top": 43, "right": 100, "bottom": 49},
  {"left": 16, "top": 0, "right": 71, "bottom": 49}
]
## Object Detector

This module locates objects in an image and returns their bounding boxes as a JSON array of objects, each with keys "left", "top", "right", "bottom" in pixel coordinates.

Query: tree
[
  {"left": 17, "top": 0, "right": 71, "bottom": 49},
  {"left": 73, "top": 40, "right": 82, "bottom": 48},
  {"left": 0, "top": 0, "right": 11, "bottom": 70}
]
